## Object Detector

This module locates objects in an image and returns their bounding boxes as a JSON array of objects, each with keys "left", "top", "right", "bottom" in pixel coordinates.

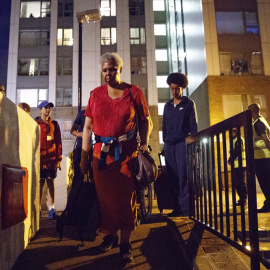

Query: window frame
[
  {"left": 100, "top": 27, "right": 117, "bottom": 45},
  {"left": 57, "top": 57, "right": 73, "bottom": 75},
  {"left": 58, "top": 0, "right": 73, "bottom": 17},
  {"left": 130, "top": 27, "right": 146, "bottom": 45},
  {"left": 216, "top": 11, "right": 259, "bottom": 35},
  {"left": 19, "top": 29, "right": 50, "bottom": 47},
  {"left": 20, "top": 1, "right": 51, "bottom": 18},
  {"left": 57, "top": 28, "right": 73, "bottom": 46},
  {"left": 100, "top": 0, "right": 116, "bottom": 16},
  {"left": 56, "top": 88, "right": 72, "bottom": 107},
  {"left": 17, "top": 58, "right": 49, "bottom": 76},
  {"left": 17, "top": 88, "right": 48, "bottom": 107},
  {"left": 129, "top": 0, "right": 145, "bottom": 16}
]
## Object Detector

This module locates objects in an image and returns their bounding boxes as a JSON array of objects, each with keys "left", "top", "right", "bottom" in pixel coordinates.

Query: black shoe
[
  {"left": 257, "top": 205, "right": 270, "bottom": 213},
  {"left": 120, "top": 243, "right": 133, "bottom": 261},
  {"left": 99, "top": 234, "right": 118, "bottom": 252},
  {"left": 168, "top": 210, "right": 182, "bottom": 217}
]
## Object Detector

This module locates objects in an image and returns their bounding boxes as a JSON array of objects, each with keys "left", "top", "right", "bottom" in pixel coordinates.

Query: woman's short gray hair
[{"left": 100, "top": 52, "right": 123, "bottom": 69}]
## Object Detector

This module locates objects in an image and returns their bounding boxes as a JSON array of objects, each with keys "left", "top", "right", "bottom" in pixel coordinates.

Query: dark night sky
[{"left": 0, "top": 1, "right": 11, "bottom": 87}]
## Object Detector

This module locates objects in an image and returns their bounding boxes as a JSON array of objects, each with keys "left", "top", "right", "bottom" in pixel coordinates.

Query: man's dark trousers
[{"left": 255, "top": 158, "right": 270, "bottom": 207}]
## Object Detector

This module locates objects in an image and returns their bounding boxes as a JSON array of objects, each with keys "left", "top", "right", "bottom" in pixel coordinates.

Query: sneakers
[
  {"left": 120, "top": 243, "right": 133, "bottom": 261},
  {"left": 48, "top": 208, "right": 56, "bottom": 219},
  {"left": 99, "top": 234, "right": 118, "bottom": 252},
  {"left": 257, "top": 205, "right": 270, "bottom": 213}
]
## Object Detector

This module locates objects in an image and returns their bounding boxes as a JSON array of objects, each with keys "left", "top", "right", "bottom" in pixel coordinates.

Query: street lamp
[{"left": 76, "top": 9, "right": 102, "bottom": 112}]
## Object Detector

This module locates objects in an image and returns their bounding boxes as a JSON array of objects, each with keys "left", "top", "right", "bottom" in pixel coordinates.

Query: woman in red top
[{"left": 80, "top": 52, "right": 151, "bottom": 260}]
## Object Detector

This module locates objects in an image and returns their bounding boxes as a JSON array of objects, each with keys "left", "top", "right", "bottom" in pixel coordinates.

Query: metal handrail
[{"left": 186, "top": 110, "right": 260, "bottom": 269}]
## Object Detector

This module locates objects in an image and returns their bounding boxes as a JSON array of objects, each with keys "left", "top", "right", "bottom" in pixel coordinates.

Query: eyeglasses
[{"left": 232, "top": 129, "right": 237, "bottom": 133}]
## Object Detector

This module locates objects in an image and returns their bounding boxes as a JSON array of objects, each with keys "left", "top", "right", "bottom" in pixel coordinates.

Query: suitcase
[{"left": 154, "top": 153, "right": 177, "bottom": 212}]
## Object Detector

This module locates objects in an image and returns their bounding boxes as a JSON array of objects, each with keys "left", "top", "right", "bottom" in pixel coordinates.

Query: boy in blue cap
[{"left": 35, "top": 101, "right": 62, "bottom": 219}]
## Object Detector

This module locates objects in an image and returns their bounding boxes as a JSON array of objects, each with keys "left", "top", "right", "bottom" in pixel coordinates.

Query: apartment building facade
[
  {"left": 7, "top": 0, "right": 160, "bottom": 156},
  {"left": 171, "top": 0, "right": 270, "bottom": 130},
  {"left": 7, "top": 0, "right": 270, "bottom": 154}
]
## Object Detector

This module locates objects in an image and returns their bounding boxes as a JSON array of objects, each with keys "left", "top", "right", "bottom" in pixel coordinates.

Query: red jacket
[{"left": 35, "top": 117, "right": 62, "bottom": 169}]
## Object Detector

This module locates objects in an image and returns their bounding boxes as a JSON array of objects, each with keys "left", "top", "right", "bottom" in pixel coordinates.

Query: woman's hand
[
  {"left": 80, "top": 158, "right": 88, "bottom": 175},
  {"left": 139, "top": 144, "right": 149, "bottom": 153},
  {"left": 80, "top": 149, "right": 90, "bottom": 174}
]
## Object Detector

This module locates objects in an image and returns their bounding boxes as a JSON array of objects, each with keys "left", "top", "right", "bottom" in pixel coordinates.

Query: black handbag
[
  {"left": 56, "top": 179, "right": 100, "bottom": 244},
  {"left": 129, "top": 88, "right": 158, "bottom": 186}
]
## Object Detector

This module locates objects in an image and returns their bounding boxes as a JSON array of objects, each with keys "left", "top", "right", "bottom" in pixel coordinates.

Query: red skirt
[{"left": 93, "top": 151, "right": 137, "bottom": 234}]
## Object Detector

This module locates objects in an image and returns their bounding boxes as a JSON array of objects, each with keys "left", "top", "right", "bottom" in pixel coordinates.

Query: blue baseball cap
[{"left": 38, "top": 101, "right": 54, "bottom": 109}]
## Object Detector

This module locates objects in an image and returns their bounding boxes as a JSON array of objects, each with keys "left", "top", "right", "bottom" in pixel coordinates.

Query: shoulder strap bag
[{"left": 129, "top": 88, "right": 158, "bottom": 187}]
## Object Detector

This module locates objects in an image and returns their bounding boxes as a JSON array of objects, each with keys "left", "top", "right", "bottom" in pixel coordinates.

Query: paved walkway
[
  {"left": 11, "top": 195, "right": 270, "bottom": 270},
  {"left": 11, "top": 204, "right": 191, "bottom": 270}
]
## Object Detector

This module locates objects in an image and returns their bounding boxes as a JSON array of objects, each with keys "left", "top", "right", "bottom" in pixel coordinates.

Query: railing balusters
[
  {"left": 229, "top": 128, "right": 238, "bottom": 242},
  {"left": 202, "top": 141, "right": 208, "bottom": 225},
  {"left": 195, "top": 141, "right": 200, "bottom": 219},
  {"left": 186, "top": 110, "right": 260, "bottom": 269},
  {"left": 199, "top": 142, "right": 203, "bottom": 222},
  {"left": 211, "top": 135, "right": 218, "bottom": 230},
  {"left": 217, "top": 133, "right": 224, "bottom": 234},
  {"left": 207, "top": 137, "right": 212, "bottom": 228}
]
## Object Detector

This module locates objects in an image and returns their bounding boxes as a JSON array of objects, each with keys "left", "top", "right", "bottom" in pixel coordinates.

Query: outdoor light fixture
[
  {"left": 76, "top": 9, "right": 102, "bottom": 23},
  {"left": 76, "top": 9, "right": 102, "bottom": 112},
  {"left": 202, "top": 138, "right": 208, "bottom": 144}
]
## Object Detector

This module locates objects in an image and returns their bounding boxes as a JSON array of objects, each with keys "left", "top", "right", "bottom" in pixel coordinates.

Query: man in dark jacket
[
  {"left": 248, "top": 103, "right": 270, "bottom": 213},
  {"left": 162, "top": 73, "right": 198, "bottom": 217}
]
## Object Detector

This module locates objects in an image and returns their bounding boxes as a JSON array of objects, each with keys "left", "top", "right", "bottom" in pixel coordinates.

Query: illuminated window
[
  {"left": 100, "top": 0, "right": 116, "bottom": 16},
  {"left": 130, "top": 28, "right": 145, "bottom": 44},
  {"left": 153, "top": 0, "right": 165, "bottom": 11},
  {"left": 57, "top": 58, "right": 72, "bottom": 75},
  {"left": 17, "top": 88, "right": 48, "bottom": 107},
  {"left": 101, "top": 28, "right": 116, "bottom": 45},
  {"left": 18, "top": 58, "right": 49, "bottom": 76},
  {"left": 58, "top": 0, "right": 73, "bottom": 17},
  {"left": 222, "top": 94, "right": 268, "bottom": 120},
  {"left": 57, "top": 29, "right": 73, "bottom": 46},
  {"left": 219, "top": 51, "right": 263, "bottom": 76},
  {"left": 18, "top": 59, "right": 39, "bottom": 76},
  {"left": 155, "top": 50, "right": 168, "bottom": 61},
  {"left": 56, "top": 88, "right": 72, "bottom": 107},
  {"left": 154, "top": 24, "right": 166, "bottom": 36},
  {"left": 20, "top": 1, "right": 50, "bottom": 18},
  {"left": 158, "top": 103, "right": 166, "bottom": 115},
  {"left": 156, "top": 76, "right": 168, "bottom": 88}
]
